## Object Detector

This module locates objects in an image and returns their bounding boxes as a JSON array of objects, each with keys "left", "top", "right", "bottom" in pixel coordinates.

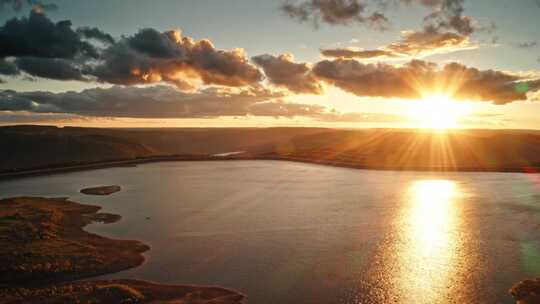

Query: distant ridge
[{"left": 2, "top": 125, "right": 540, "bottom": 176}]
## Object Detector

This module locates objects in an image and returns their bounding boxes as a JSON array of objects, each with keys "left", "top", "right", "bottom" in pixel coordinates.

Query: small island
[
  {"left": 0, "top": 197, "right": 244, "bottom": 303},
  {"left": 80, "top": 185, "right": 122, "bottom": 196}
]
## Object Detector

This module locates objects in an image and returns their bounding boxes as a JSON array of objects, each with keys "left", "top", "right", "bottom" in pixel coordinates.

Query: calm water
[{"left": 1, "top": 160, "right": 540, "bottom": 303}]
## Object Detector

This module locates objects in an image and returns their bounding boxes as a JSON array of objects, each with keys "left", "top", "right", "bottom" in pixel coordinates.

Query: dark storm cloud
[
  {"left": 89, "top": 28, "right": 263, "bottom": 90},
  {"left": 0, "top": 10, "right": 99, "bottom": 59},
  {"left": 0, "top": 85, "right": 331, "bottom": 118},
  {"left": 321, "top": 30, "right": 474, "bottom": 59},
  {"left": 14, "top": 57, "right": 85, "bottom": 80},
  {"left": 280, "top": 0, "right": 390, "bottom": 30},
  {"left": 312, "top": 59, "right": 540, "bottom": 104},
  {"left": 252, "top": 53, "right": 323, "bottom": 94}
]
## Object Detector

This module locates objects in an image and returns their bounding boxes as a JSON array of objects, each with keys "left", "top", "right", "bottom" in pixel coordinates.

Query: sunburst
[{"left": 407, "top": 94, "right": 470, "bottom": 129}]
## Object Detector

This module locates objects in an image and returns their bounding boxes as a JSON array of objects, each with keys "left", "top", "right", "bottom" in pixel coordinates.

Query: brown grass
[{"left": 0, "top": 197, "right": 244, "bottom": 303}]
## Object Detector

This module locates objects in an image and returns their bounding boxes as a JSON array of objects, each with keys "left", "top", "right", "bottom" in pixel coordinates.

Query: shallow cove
[{"left": 1, "top": 160, "right": 539, "bottom": 304}]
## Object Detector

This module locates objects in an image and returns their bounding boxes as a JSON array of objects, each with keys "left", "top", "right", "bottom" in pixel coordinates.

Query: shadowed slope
[{"left": 3, "top": 126, "right": 540, "bottom": 173}]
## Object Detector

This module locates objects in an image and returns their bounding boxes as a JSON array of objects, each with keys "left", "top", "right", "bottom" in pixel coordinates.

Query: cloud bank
[
  {"left": 0, "top": 86, "right": 326, "bottom": 118},
  {"left": 312, "top": 59, "right": 540, "bottom": 104},
  {"left": 0, "top": 11, "right": 263, "bottom": 89},
  {"left": 0, "top": 5, "right": 539, "bottom": 125},
  {"left": 89, "top": 29, "right": 263, "bottom": 90},
  {"left": 0, "top": 85, "right": 417, "bottom": 123}
]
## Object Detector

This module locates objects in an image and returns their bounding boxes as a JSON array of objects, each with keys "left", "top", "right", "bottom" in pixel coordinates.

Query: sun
[{"left": 407, "top": 94, "right": 470, "bottom": 129}]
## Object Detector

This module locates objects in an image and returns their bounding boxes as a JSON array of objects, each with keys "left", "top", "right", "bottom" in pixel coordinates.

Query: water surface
[{"left": 1, "top": 160, "right": 540, "bottom": 303}]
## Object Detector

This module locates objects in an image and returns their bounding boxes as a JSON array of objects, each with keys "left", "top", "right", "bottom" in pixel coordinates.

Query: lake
[{"left": 1, "top": 160, "right": 539, "bottom": 303}]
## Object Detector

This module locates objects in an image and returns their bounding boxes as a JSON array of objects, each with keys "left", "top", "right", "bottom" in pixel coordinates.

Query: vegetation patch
[
  {"left": 80, "top": 185, "right": 122, "bottom": 195},
  {"left": 0, "top": 197, "right": 244, "bottom": 303}
]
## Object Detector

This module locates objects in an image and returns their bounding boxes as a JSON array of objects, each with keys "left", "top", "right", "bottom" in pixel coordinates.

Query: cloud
[
  {"left": 0, "top": 111, "right": 86, "bottom": 124},
  {"left": 420, "top": 0, "right": 475, "bottom": 35},
  {"left": 321, "top": 48, "right": 396, "bottom": 59},
  {"left": 0, "top": 12, "right": 263, "bottom": 89},
  {"left": 384, "top": 30, "right": 475, "bottom": 56},
  {"left": 317, "top": 0, "right": 484, "bottom": 61},
  {"left": 77, "top": 27, "right": 115, "bottom": 45},
  {"left": 322, "top": 30, "right": 475, "bottom": 59},
  {"left": 282, "top": 0, "right": 489, "bottom": 38},
  {"left": 0, "top": 0, "right": 533, "bottom": 125},
  {"left": 14, "top": 57, "right": 85, "bottom": 80},
  {"left": 312, "top": 58, "right": 540, "bottom": 104},
  {"left": 517, "top": 41, "right": 538, "bottom": 49},
  {"left": 313, "top": 58, "right": 423, "bottom": 99},
  {"left": 0, "top": 0, "right": 57, "bottom": 12},
  {"left": 88, "top": 28, "right": 263, "bottom": 90},
  {"left": 280, "top": 0, "right": 389, "bottom": 30},
  {"left": 0, "top": 10, "right": 113, "bottom": 82},
  {"left": 394, "top": 0, "right": 488, "bottom": 35},
  {"left": 0, "top": 85, "right": 335, "bottom": 119},
  {"left": 247, "top": 99, "right": 326, "bottom": 117},
  {"left": 0, "top": 10, "right": 99, "bottom": 59},
  {"left": 0, "top": 85, "right": 415, "bottom": 123},
  {"left": 252, "top": 53, "right": 323, "bottom": 94}
]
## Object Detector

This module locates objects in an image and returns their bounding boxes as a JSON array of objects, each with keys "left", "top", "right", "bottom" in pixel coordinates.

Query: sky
[{"left": 0, "top": 0, "right": 539, "bottom": 129}]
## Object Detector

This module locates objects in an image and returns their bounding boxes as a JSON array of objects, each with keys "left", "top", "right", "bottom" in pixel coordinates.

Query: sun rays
[{"left": 407, "top": 94, "right": 471, "bottom": 129}]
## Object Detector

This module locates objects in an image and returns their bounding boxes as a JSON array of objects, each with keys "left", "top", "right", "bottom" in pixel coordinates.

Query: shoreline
[
  {"left": 0, "top": 185, "right": 532, "bottom": 302},
  {"left": 0, "top": 196, "right": 245, "bottom": 303},
  {"left": 1, "top": 154, "right": 539, "bottom": 181}
]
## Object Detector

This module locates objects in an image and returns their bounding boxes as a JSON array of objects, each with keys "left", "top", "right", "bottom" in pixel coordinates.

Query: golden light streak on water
[{"left": 395, "top": 180, "right": 462, "bottom": 302}]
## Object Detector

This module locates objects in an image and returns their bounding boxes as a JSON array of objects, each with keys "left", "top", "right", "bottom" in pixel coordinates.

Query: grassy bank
[{"left": 0, "top": 197, "right": 244, "bottom": 303}]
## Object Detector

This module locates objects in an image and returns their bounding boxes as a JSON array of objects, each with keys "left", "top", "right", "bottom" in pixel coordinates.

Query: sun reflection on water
[
  {"left": 409, "top": 180, "right": 456, "bottom": 256},
  {"left": 397, "top": 179, "right": 462, "bottom": 302}
]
